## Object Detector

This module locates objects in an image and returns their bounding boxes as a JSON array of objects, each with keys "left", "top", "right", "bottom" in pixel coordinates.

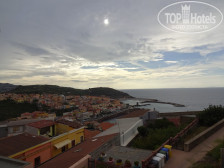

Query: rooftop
[
  {"left": 0, "top": 156, "right": 31, "bottom": 168},
  {"left": 6, "top": 119, "right": 42, "bottom": 127},
  {"left": 119, "top": 109, "right": 149, "bottom": 119},
  {"left": 39, "top": 134, "right": 117, "bottom": 168},
  {"left": 99, "top": 122, "right": 114, "bottom": 131},
  {"left": 56, "top": 119, "right": 82, "bottom": 129},
  {"left": 0, "top": 133, "right": 48, "bottom": 156},
  {"left": 27, "top": 120, "right": 55, "bottom": 129},
  {"left": 84, "top": 129, "right": 101, "bottom": 139}
]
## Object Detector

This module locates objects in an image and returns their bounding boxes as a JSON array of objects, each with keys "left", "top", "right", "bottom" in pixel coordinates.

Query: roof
[
  {"left": 99, "top": 122, "right": 114, "bottom": 131},
  {"left": 56, "top": 119, "right": 82, "bottom": 129},
  {"left": 7, "top": 119, "right": 42, "bottom": 127},
  {"left": 84, "top": 129, "right": 101, "bottom": 139},
  {"left": 119, "top": 109, "right": 149, "bottom": 119},
  {"left": 27, "top": 120, "right": 55, "bottom": 129},
  {"left": 0, "top": 156, "right": 31, "bottom": 168},
  {"left": 39, "top": 134, "right": 117, "bottom": 168},
  {"left": 95, "top": 117, "right": 141, "bottom": 138},
  {"left": 0, "top": 133, "right": 48, "bottom": 156}
]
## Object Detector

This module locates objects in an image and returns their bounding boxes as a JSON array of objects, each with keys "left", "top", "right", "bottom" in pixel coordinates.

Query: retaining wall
[{"left": 184, "top": 118, "right": 224, "bottom": 152}]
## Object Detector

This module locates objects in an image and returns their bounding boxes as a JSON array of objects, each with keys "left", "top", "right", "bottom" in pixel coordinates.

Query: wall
[
  {"left": 26, "top": 126, "right": 38, "bottom": 136},
  {"left": 69, "top": 155, "right": 90, "bottom": 168},
  {"left": 120, "top": 119, "right": 143, "bottom": 146},
  {"left": 0, "top": 126, "right": 7, "bottom": 138},
  {"left": 8, "top": 125, "right": 24, "bottom": 136},
  {"left": 12, "top": 142, "right": 51, "bottom": 166},
  {"left": 55, "top": 123, "right": 74, "bottom": 135},
  {"left": 184, "top": 118, "right": 224, "bottom": 152}
]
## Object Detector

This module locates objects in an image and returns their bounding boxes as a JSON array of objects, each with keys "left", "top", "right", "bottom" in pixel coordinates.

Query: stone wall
[{"left": 184, "top": 118, "right": 224, "bottom": 152}]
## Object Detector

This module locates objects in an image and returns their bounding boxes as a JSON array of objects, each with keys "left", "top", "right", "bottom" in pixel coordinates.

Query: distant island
[{"left": 0, "top": 83, "right": 133, "bottom": 99}]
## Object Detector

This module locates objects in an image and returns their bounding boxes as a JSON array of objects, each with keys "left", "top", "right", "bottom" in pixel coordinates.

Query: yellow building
[{"left": 51, "top": 127, "right": 84, "bottom": 157}]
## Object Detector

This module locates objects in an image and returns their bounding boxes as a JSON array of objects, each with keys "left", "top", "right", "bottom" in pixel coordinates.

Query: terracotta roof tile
[
  {"left": 99, "top": 122, "right": 114, "bottom": 131},
  {"left": 84, "top": 129, "right": 101, "bottom": 139},
  {"left": 0, "top": 133, "right": 48, "bottom": 156},
  {"left": 28, "top": 120, "right": 55, "bottom": 129}
]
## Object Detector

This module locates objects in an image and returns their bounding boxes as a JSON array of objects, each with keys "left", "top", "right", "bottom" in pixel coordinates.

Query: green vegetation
[
  {"left": 191, "top": 140, "right": 224, "bottom": 168},
  {"left": 131, "top": 118, "right": 183, "bottom": 150},
  {"left": 8, "top": 85, "right": 132, "bottom": 99},
  {"left": 197, "top": 105, "right": 224, "bottom": 126},
  {"left": 0, "top": 99, "right": 39, "bottom": 121}
]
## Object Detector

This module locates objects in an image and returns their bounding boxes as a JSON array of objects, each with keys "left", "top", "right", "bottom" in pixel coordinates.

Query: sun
[{"left": 104, "top": 18, "right": 109, "bottom": 25}]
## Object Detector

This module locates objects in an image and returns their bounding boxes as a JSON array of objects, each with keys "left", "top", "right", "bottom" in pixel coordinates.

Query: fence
[{"left": 141, "top": 118, "right": 198, "bottom": 168}]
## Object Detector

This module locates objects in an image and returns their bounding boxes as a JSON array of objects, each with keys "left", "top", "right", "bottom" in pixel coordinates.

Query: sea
[{"left": 121, "top": 88, "right": 224, "bottom": 113}]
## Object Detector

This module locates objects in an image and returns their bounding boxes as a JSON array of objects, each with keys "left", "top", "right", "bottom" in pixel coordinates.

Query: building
[
  {"left": 26, "top": 120, "right": 56, "bottom": 137},
  {"left": 50, "top": 127, "right": 84, "bottom": 157},
  {"left": 38, "top": 134, "right": 118, "bottom": 168},
  {"left": 6, "top": 119, "right": 42, "bottom": 137},
  {"left": 7, "top": 127, "right": 85, "bottom": 167},
  {"left": 0, "top": 133, "right": 49, "bottom": 157}
]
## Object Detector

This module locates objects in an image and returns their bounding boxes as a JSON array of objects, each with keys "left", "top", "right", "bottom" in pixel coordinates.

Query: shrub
[{"left": 197, "top": 105, "right": 224, "bottom": 126}]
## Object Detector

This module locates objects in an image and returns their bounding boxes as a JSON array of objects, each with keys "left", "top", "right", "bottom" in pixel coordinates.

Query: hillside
[
  {"left": 0, "top": 99, "right": 39, "bottom": 121},
  {"left": 0, "top": 83, "right": 18, "bottom": 93},
  {"left": 7, "top": 84, "right": 133, "bottom": 99}
]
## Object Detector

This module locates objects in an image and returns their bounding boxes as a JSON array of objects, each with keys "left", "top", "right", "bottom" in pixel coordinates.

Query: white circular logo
[{"left": 157, "top": 1, "right": 223, "bottom": 33}]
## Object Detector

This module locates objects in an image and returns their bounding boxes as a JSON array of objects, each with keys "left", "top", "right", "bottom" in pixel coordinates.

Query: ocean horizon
[{"left": 121, "top": 88, "right": 224, "bottom": 113}]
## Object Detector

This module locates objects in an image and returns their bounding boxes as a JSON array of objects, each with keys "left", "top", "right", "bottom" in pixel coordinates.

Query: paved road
[{"left": 164, "top": 126, "right": 224, "bottom": 168}]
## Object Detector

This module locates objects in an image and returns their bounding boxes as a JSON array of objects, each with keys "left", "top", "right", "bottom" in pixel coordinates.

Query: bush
[
  {"left": 137, "top": 126, "right": 148, "bottom": 136},
  {"left": 197, "top": 105, "right": 224, "bottom": 126}
]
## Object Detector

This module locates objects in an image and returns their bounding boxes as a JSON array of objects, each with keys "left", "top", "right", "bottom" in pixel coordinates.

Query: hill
[
  {"left": 0, "top": 83, "right": 18, "bottom": 93},
  {"left": 7, "top": 84, "right": 133, "bottom": 99},
  {"left": 0, "top": 99, "right": 39, "bottom": 121}
]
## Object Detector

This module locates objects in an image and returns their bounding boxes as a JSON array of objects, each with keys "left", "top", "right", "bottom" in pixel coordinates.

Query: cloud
[
  {"left": 0, "top": 0, "right": 224, "bottom": 89},
  {"left": 12, "top": 42, "right": 51, "bottom": 56}
]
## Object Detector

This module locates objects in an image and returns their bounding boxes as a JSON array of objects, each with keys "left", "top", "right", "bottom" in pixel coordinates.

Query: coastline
[{"left": 120, "top": 98, "right": 185, "bottom": 107}]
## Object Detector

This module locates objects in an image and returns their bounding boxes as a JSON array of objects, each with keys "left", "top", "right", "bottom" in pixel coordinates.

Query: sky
[{"left": 0, "top": 0, "right": 224, "bottom": 89}]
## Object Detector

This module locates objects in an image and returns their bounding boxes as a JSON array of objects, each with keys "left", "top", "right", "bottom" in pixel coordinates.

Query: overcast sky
[{"left": 0, "top": 0, "right": 224, "bottom": 89}]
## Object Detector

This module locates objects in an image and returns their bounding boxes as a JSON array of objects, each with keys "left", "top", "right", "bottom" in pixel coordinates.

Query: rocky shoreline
[{"left": 122, "top": 98, "right": 185, "bottom": 107}]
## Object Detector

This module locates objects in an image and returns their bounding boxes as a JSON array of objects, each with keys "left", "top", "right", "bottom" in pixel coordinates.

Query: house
[{"left": 26, "top": 120, "right": 56, "bottom": 137}]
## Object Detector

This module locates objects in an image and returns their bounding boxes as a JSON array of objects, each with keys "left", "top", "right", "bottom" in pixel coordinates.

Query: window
[
  {"left": 34, "top": 156, "right": 41, "bottom": 167},
  {"left": 13, "top": 126, "right": 20, "bottom": 133},
  {"left": 72, "top": 140, "right": 76, "bottom": 147},
  {"left": 80, "top": 136, "right": 84, "bottom": 142},
  {"left": 61, "top": 146, "right": 66, "bottom": 152},
  {"left": 61, "top": 145, "right": 68, "bottom": 153}
]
